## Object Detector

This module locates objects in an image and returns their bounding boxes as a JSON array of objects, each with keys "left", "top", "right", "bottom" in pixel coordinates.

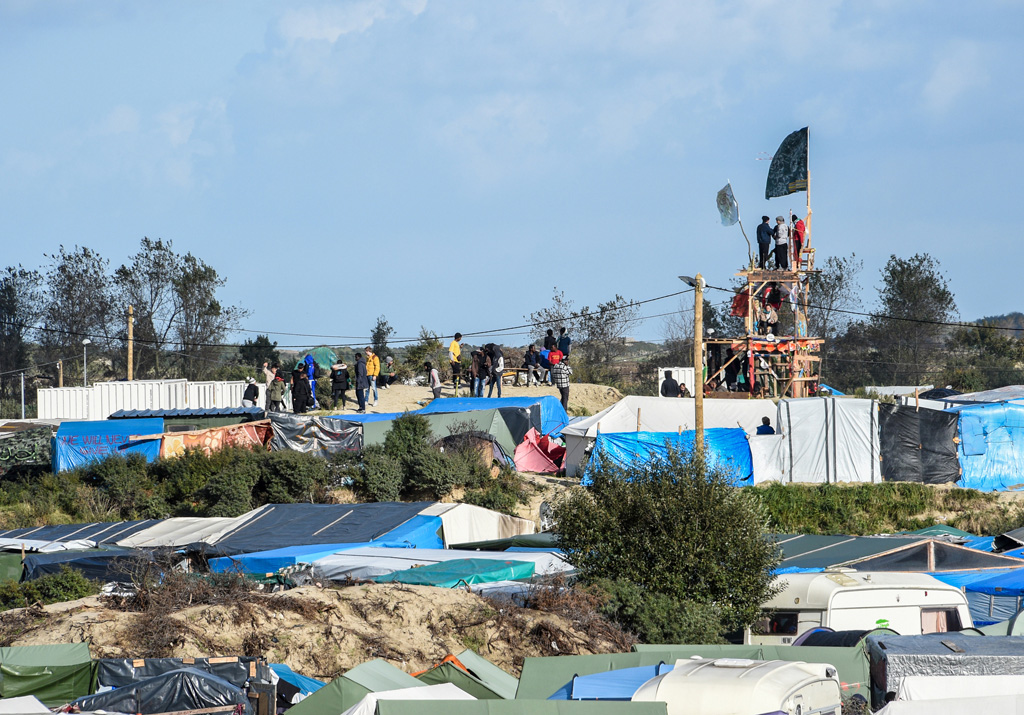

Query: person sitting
[
  {"left": 756, "top": 416, "right": 776, "bottom": 435},
  {"left": 380, "top": 356, "right": 397, "bottom": 388},
  {"left": 523, "top": 345, "right": 542, "bottom": 386},
  {"left": 714, "top": 378, "right": 729, "bottom": 393},
  {"left": 660, "top": 370, "right": 680, "bottom": 397},
  {"left": 679, "top": 382, "right": 692, "bottom": 398}
]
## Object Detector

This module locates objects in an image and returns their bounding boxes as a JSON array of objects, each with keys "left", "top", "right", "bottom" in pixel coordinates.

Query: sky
[{"left": 1, "top": 0, "right": 1022, "bottom": 350}]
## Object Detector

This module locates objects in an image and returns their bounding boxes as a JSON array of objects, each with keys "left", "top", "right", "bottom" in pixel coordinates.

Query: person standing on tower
[
  {"left": 756, "top": 215, "right": 773, "bottom": 269},
  {"left": 773, "top": 216, "right": 790, "bottom": 270},
  {"left": 790, "top": 213, "right": 805, "bottom": 269}
]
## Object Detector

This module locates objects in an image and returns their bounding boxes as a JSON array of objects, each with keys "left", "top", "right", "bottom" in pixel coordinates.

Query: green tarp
[
  {"left": 362, "top": 411, "right": 519, "bottom": 461},
  {"left": 518, "top": 645, "right": 870, "bottom": 705},
  {"left": 286, "top": 659, "right": 421, "bottom": 715},
  {"left": 0, "top": 642, "right": 95, "bottom": 706},
  {"left": 374, "top": 559, "right": 535, "bottom": 588},
  {"left": 378, "top": 701, "right": 667, "bottom": 715},
  {"left": 0, "top": 553, "right": 23, "bottom": 583},
  {"left": 415, "top": 651, "right": 518, "bottom": 700},
  {"left": 452, "top": 533, "right": 560, "bottom": 552}
]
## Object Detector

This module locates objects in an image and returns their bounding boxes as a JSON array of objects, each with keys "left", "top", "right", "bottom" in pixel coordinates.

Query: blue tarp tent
[
  {"left": 416, "top": 397, "right": 570, "bottom": 437},
  {"left": 947, "top": 402, "right": 1024, "bottom": 491},
  {"left": 270, "top": 663, "right": 325, "bottom": 698},
  {"left": 54, "top": 418, "right": 164, "bottom": 472},
  {"left": 930, "top": 567, "right": 1024, "bottom": 624},
  {"left": 208, "top": 514, "right": 444, "bottom": 574},
  {"left": 582, "top": 428, "right": 753, "bottom": 486},
  {"left": 548, "top": 663, "right": 674, "bottom": 701}
]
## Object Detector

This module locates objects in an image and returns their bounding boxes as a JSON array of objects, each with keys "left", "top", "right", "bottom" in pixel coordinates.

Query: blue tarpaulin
[
  {"left": 582, "top": 428, "right": 753, "bottom": 486},
  {"left": 54, "top": 418, "right": 164, "bottom": 472},
  {"left": 208, "top": 514, "right": 444, "bottom": 574},
  {"left": 416, "top": 396, "right": 570, "bottom": 437},
  {"left": 548, "top": 663, "right": 675, "bottom": 701},
  {"left": 270, "top": 664, "right": 325, "bottom": 697},
  {"left": 947, "top": 402, "right": 1024, "bottom": 491}
]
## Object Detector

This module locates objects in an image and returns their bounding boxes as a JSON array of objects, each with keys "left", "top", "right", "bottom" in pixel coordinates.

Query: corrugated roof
[{"left": 109, "top": 407, "right": 265, "bottom": 418}]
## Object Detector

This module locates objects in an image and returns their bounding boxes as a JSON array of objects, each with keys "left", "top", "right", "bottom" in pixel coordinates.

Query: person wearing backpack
[
  {"left": 267, "top": 373, "right": 286, "bottom": 412},
  {"left": 331, "top": 361, "right": 350, "bottom": 410}
]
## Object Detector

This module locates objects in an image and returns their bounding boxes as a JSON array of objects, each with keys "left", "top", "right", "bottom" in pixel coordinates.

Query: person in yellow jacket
[
  {"left": 448, "top": 332, "right": 463, "bottom": 397},
  {"left": 364, "top": 347, "right": 381, "bottom": 407}
]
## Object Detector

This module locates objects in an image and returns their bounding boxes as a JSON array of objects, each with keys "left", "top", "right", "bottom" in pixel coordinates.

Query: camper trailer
[
  {"left": 748, "top": 571, "right": 972, "bottom": 645},
  {"left": 631, "top": 658, "right": 841, "bottom": 715}
]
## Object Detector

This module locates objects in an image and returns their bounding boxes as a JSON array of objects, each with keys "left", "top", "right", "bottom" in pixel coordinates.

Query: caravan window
[
  {"left": 752, "top": 611, "right": 799, "bottom": 635},
  {"left": 921, "top": 607, "right": 962, "bottom": 634}
]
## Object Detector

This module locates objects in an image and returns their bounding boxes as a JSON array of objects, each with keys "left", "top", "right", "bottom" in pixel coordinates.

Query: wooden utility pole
[
  {"left": 57, "top": 360, "right": 63, "bottom": 388},
  {"left": 127, "top": 304, "right": 134, "bottom": 381},
  {"left": 694, "top": 273, "right": 705, "bottom": 455}
]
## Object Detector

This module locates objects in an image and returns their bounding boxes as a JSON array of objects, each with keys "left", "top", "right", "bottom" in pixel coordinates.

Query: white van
[{"left": 747, "top": 571, "right": 972, "bottom": 645}]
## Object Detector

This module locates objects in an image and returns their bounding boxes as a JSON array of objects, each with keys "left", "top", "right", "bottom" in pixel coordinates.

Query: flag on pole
[
  {"left": 716, "top": 182, "right": 740, "bottom": 226},
  {"left": 765, "top": 127, "right": 808, "bottom": 199}
]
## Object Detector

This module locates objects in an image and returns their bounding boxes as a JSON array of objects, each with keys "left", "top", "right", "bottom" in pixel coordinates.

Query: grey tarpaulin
[
  {"left": 71, "top": 667, "right": 251, "bottom": 714},
  {"left": 97, "top": 656, "right": 270, "bottom": 690},
  {"left": 269, "top": 412, "right": 361, "bottom": 455},
  {"left": 203, "top": 502, "right": 432, "bottom": 556},
  {"left": 878, "top": 403, "right": 960, "bottom": 484},
  {"left": 865, "top": 633, "right": 1024, "bottom": 710},
  {"left": 21, "top": 548, "right": 154, "bottom": 581}
]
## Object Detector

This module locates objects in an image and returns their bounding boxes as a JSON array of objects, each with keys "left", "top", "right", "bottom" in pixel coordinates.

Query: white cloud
[
  {"left": 921, "top": 42, "right": 988, "bottom": 113},
  {"left": 96, "top": 104, "right": 139, "bottom": 135},
  {"left": 277, "top": 0, "right": 426, "bottom": 44}
]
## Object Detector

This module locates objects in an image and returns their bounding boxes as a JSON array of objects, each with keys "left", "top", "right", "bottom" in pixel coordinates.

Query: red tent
[{"left": 513, "top": 428, "right": 566, "bottom": 473}]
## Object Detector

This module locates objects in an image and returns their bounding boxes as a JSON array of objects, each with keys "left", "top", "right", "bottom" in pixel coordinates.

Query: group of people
[
  {"left": 252, "top": 326, "right": 576, "bottom": 415},
  {"left": 756, "top": 213, "right": 805, "bottom": 271},
  {"left": 659, "top": 371, "right": 693, "bottom": 398}
]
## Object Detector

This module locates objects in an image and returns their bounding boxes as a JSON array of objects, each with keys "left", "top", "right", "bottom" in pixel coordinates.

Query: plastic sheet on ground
[
  {"left": 373, "top": 557, "right": 535, "bottom": 587},
  {"left": 582, "top": 429, "right": 752, "bottom": 486}
]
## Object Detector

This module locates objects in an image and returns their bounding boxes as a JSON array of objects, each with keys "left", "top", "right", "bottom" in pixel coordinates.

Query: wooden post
[
  {"left": 694, "top": 274, "right": 705, "bottom": 456},
  {"left": 915, "top": 387, "right": 920, "bottom": 412},
  {"left": 58, "top": 360, "right": 63, "bottom": 388},
  {"left": 636, "top": 408, "right": 641, "bottom": 432},
  {"left": 127, "top": 304, "right": 134, "bottom": 381}
]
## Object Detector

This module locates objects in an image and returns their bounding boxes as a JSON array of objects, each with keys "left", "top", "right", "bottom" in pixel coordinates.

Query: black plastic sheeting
[
  {"left": 494, "top": 407, "right": 541, "bottom": 445},
  {"left": 97, "top": 656, "right": 269, "bottom": 690},
  {"left": 21, "top": 548, "right": 154, "bottom": 581},
  {"left": 71, "top": 667, "right": 251, "bottom": 714},
  {"left": 878, "top": 403, "right": 960, "bottom": 484},
  {"left": 269, "top": 413, "right": 362, "bottom": 455},
  {"left": 0, "top": 519, "right": 157, "bottom": 544},
  {"left": 796, "top": 628, "right": 896, "bottom": 648},
  {"left": 205, "top": 502, "right": 432, "bottom": 556}
]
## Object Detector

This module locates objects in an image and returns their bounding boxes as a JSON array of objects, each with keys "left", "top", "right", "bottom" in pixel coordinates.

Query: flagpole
[{"left": 805, "top": 126, "right": 812, "bottom": 248}]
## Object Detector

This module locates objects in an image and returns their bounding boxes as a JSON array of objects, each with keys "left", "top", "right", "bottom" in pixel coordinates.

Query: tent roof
[
  {"left": 775, "top": 534, "right": 922, "bottom": 569},
  {"left": 312, "top": 547, "right": 569, "bottom": 582},
  {"left": 454, "top": 650, "right": 519, "bottom": 700},
  {"left": 415, "top": 396, "right": 569, "bottom": 437},
  {"left": 287, "top": 660, "right": 423, "bottom": 715},
  {"left": 867, "top": 633, "right": 1024, "bottom": 657},
  {"left": 110, "top": 406, "right": 264, "bottom": 418},
  {"left": 452, "top": 533, "right": 560, "bottom": 551},
  {"left": 0, "top": 519, "right": 158, "bottom": 546},
  {"left": 0, "top": 642, "right": 92, "bottom": 667},
  {"left": 373, "top": 558, "right": 535, "bottom": 588},
  {"left": 947, "top": 385, "right": 1024, "bottom": 403},
  {"left": 561, "top": 396, "right": 775, "bottom": 438}
]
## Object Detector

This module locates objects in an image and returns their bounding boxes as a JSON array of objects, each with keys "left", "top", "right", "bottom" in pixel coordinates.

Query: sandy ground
[
  {"left": 311, "top": 381, "right": 623, "bottom": 419},
  {"left": 1, "top": 583, "right": 623, "bottom": 680}
]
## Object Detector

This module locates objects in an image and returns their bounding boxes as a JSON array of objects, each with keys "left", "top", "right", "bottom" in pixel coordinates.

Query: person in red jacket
[{"left": 791, "top": 214, "right": 805, "bottom": 268}]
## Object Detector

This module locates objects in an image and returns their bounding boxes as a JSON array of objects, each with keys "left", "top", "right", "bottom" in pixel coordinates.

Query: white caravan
[{"left": 748, "top": 571, "right": 972, "bottom": 645}]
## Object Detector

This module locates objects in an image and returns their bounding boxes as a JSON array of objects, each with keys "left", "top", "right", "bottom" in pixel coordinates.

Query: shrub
[
  {"left": 200, "top": 455, "right": 262, "bottom": 517},
  {"left": 356, "top": 446, "right": 404, "bottom": 502},
  {"left": 590, "top": 578, "right": 726, "bottom": 644},
  {"left": 82, "top": 454, "right": 167, "bottom": 520},
  {"left": 0, "top": 566, "right": 99, "bottom": 611},
  {"left": 463, "top": 468, "right": 531, "bottom": 516},
  {"left": 257, "top": 450, "right": 329, "bottom": 505}
]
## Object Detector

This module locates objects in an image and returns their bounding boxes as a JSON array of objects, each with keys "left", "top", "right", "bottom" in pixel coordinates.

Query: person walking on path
[
  {"left": 242, "top": 377, "right": 259, "bottom": 408},
  {"left": 267, "top": 373, "right": 286, "bottom": 412},
  {"left": 330, "top": 361, "right": 350, "bottom": 410},
  {"left": 364, "top": 347, "right": 380, "bottom": 406},
  {"left": 773, "top": 215, "right": 790, "bottom": 270},
  {"left": 486, "top": 344, "right": 504, "bottom": 398},
  {"left": 790, "top": 213, "right": 805, "bottom": 269},
  {"left": 426, "top": 361, "right": 442, "bottom": 400},
  {"left": 449, "top": 333, "right": 463, "bottom": 396},
  {"left": 291, "top": 369, "right": 312, "bottom": 414},
  {"left": 470, "top": 350, "right": 486, "bottom": 397},
  {"left": 557, "top": 327, "right": 571, "bottom": 358},
  {"left": 551, "top": 357, "right": 573, "bottom": 412},
  {"left": 756, "top": 215, "right": 773, "bottom": 269},
  {"left": 354, "top": 353, "right": 368, "bottom": 413}
]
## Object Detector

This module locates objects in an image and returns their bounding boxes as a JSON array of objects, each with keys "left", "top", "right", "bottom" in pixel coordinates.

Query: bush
[
  {"left": 554, "top": 447, "right": 781, "bottom": 632},
  {"left": 200, "top": 456, "right": 261, "bottom": 517},
  {"left": 590, "top": 578, "right": 726, "bottom": 644},
  {"left": 83, "top": 454, "right": 167, "bottom": 520},
  {"left": 257, "top": 451, "right": 329, "bottom": 505},
  {"left": 463, "top": 468, "right": 531, "bottom": 516},
  {"left": 357, "top": 446, "right": 404, "bottom": 502},
  {"left": 0, "top": 566, "right": 99, "bottom": 611}
]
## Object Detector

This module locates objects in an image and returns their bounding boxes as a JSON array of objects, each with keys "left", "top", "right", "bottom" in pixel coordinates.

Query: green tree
[
  {"left": 941, "top": 322, "right": 1024, "bottom": 392},
  {"left": 371, "top": 315, "right": 395, "bottom": 357},
  {"left": 239, "top": 334, "right": 280, "bottom": 367},
  {"left": 0, "top": 266, "right": 43, "bottom": 403},
  {"left": 869, "top": 253, "right": 956, "bottom": 386},
  {"left": 554, "top": 447, "right": 781, "bottom": 639},
  {"left": 809, "top": 253, "right": 863, "bottom": 379},
  {"left": 405, "top": 327, "right": 446, "bottom": 378}
]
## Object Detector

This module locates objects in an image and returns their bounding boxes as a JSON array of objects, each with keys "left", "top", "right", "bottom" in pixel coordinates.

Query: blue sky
[{"left": 1, "top": 0, "right": 1021, "bottom": 348}]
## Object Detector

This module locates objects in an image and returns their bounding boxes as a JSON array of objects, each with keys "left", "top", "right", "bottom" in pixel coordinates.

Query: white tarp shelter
[
  {"left": 312, "top": 546, "right": 570, "bottom": 582},
  {"left": 420, "top": 503, "right": 535, "bottom": 547},
  {"left": 896, "top": 674, "right": 1024, "bottom": 701},
  {"left": 115, "top": 515, "right": 254, "bottom": 548},
  {"left": 341, "top": 684, "right": 474, "bottom": 715},
  {"left": 0, "top": 695, "right": 50, "bottom": 713},
  {"left": 876, "top": 695, "right": 1024, "bottom": 715},
  {"left": 560, "top": 396, "right": 775, "bottom": 477},
  {"left": 753, "top": 397, "right": 880, "bottom": 484}
]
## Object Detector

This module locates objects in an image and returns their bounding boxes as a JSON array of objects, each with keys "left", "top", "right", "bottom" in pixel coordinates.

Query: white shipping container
[
  {"left": 37, "top": 379, "right": 251, "bottom": 419},
  {"left": 656, "top": 367, "right": 696, "bottom": 397}
]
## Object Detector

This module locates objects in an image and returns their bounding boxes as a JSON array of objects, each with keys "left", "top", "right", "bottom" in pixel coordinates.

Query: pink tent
[{"left": 514, "top": 428, "right": 565, "bottom": 473}]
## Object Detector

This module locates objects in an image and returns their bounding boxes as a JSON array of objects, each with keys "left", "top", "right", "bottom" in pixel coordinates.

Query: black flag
[{"left": 765, "top": 127, "right": 808, "bottom": 199}]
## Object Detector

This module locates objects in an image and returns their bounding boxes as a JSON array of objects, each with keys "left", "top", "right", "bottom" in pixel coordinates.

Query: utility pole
[
  {"left": 693, "top": 273, "right": 705, "bottom": 455},
  {"left": 20, "top": 372, "right": 25, "bottom": 419},
  {"left": 127, "top": 304, "right": 134, "bottom": 381},
  {"left": 58, "top": 360, "right": 63, "bottom": 388}
]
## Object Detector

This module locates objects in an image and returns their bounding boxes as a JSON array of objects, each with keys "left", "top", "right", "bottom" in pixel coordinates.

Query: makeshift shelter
[
  {"left": 448, "top": 649, "right": 519, "bottom": 700},
  {"left": 96, "top": 656, "right": 269, "bottom": 690},
  {"left": 412, "top": 654, "right": 515, "bottom": 700},
  {"left": 877, "top": 403, "right": 960, "bottom": 484},
  {"left": 114, "top": 515, "right": 255, "bottom": 549},
  {"left": 950, "top": 401, "right": 1024, "bottom": 491},
  {"left": 269, "top": 413, "right": 361, "bottom": 455},
  {"left": 422, "top": 503, "right": 536, "bottom": 547},
  {"left": 374, "top": 558, "right": 535, "bottom": 588},
  {"left": 435, "top": 430, "right": 515, "bottom": 471},
  {"left": 347, "top": 410, "right": 524, "bottom": 460},
  {"left": 343, "top": 683, "right": 475, "bottom": 715},
  {"left": 0, "top": 643, "right": 95, "bottom": 706},
  {"left": 312, "top": 547, "right": 570, "bottom": 583},
  {"left": 416, "top": 396, "right": 570, "bottom": 439},
  {"left": 755, "top": 397, "right": 880, "bottom": 484},
  {"left": 53, "top": 417, "right": 164, "bottom": 471},
  {"left": 271, "top": 663, "right": 325, "bottom": 707},
  {"left": 0, "top": 518, "right": 158, "bottom": 549},
  {"left": 582, "top": 429, "right": 752, "bottom": 485},
  {"left": 285, "top": 659, "right": 423, "bottom": 715},
  {"left": 929, "top": 567, "right": 1024, "bottom": 624},
  {"left": 512, "top": 428, "right": 564, "bottom": 473},
  {"left": 70, "top": 667, "right": 250, "bottom": 715},
  {"left": 548, "top": 663, "right": 675, "bottom": 701},
  {"left": 0, "top": 695, "right": 49, "bottom": 713},
  {"left": 453, "top": 532, "right": 560, "bottom": 551},
  {"left": 378, "top": 702, "right": 667, "bottom": 715},
  {"left": 865, "top": 633, "right": 1024, "bottom": 710},
  {"left": 158, "top": 419, "right": 273, "bottom": 458},
  {"left": 21, "top": 547, "right": 153, "bottom": 581},
  {"left": 0, "top": 426, "right": 51, "bottom": 476},
  {"left": 561, "top": 396, "right": 775, "bottom": 477}
]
